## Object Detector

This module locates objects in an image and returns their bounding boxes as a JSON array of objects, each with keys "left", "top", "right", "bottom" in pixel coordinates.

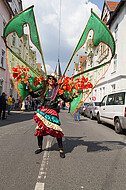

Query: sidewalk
[{"left": 0, "top": 110, "right": 34, "bottom": 127}]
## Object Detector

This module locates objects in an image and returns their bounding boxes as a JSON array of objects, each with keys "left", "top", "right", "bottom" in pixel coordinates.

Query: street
[{"left": 0, "top": 109, "right": 126, "bottom": 190}]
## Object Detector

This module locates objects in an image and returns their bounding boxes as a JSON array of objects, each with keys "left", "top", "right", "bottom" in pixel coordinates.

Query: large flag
[
  {"left": 4, "top": 6, "right": 46, "bottom": 100},
  {"left": 63, "top": 10, "right": 115, "bottom": 116}
]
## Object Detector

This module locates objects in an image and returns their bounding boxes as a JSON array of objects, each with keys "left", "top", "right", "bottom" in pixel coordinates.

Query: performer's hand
[
  {"left": 72, "top": 91, "right": 79, "bottom": 98},
  {"left": 27, "top": 81, "right": 31, "bottom": 88},
  {"left": 26, "top": 81, "right": 32, "bottom": 91}
]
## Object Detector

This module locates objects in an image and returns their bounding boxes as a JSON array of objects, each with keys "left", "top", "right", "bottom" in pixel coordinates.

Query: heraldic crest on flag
[{"left": 4, "top": 6, "right": 115, "bottom": 116}]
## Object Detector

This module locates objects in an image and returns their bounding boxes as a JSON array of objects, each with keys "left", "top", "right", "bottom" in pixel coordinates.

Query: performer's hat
[{"left": 47, "top": 73, "right": 57, "bottom": 81}]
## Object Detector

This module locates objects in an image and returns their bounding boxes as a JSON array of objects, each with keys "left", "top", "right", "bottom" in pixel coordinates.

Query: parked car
[
  {"left": 83, "top": 103, "right": 90, "bottom": 117},
  {"left": 97, "top": 91, "right": 126, "bottom": 134},
  {"left": 87, "top": 102, "right": 100, "bottom": 120},
  {"left": 80, "top": 103, "right": 89, "bottom": 115}
]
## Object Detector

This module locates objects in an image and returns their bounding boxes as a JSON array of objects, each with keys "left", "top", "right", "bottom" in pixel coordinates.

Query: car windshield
[
  {"left": 95, "top": 102, "right": 100, "bottom": 106},
  {"left": 84, "top": 103, "right": 89, "bottom": 106}
]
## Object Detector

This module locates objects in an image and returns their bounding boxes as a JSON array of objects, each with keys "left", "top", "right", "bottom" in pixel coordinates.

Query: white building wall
[{"left": 0, "top": 0, "right": 11, "bottom": 96}]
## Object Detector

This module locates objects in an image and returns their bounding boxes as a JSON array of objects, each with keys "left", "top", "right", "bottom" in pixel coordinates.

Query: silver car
[
  {"left": 87, "top": 102, "right": 100, "bottom": 119},
  {"left": 80, "top": 103, "right": 89, "bottom": 115}
]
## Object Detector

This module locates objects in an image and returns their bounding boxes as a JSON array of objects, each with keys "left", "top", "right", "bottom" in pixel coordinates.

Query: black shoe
[
  {"left": 60, "top": 151, "right": 65, "bottom": 158},
  {"left": 35, "top": 148, "right": 42, "bottom": 154},
  {"left": 2, "top": 117, "right": 6, "bottom": 120}
]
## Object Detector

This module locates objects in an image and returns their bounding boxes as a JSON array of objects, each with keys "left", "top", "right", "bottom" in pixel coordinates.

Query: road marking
[
  {"left": 67, "top": 121, "right": 80, "bottom": 125},
  {"left": 34, "top": 182, "right": 44, "bottom": 190},
  {"left": 34, "top": 138, "right": 51, "bottom": 190}
]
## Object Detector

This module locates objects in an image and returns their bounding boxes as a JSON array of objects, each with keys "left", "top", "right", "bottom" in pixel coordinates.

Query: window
[
  {"left": 10, "top": 79, "right": 14, "bottom": 96},
  {"left": 106, "top": 92, "right": 125, "bottom": 105},
  {"left": 94, "top": 89, "right": 97, "bottom": 97},
  {"left": 106, "top": 94, "right": 115, "bottom": 105},
  {"left": 103, "top": 14, "right": 107, "bottom": 24},
  {"left": 1, "top": 49, "right": 5, "bottom": 68},
  {"left": 2, "top": 19, "right": 6, "bottom": 36},
  {"left": 95, "top": 102, "right": 100, "bottom": 106},
  {"left": 111, "top": 84, "right": 116, "bottom": 92},
  {"left": 103, "top": 87, "right": 105, "bottom": 97},
  {"left": 115, "top": 92, "right": 125, "bottom": 105},
  {"left": 12, "top": 32, "right": 16, "bottom": 46},
  {"left": 115, "top": 24, "right": 118, "bottom": 42},
  {"left": 15, "top": 9, "right": 18, "bottom": 15},
  {"left": 101, "top": 95, "right": 107, "bottom": 106},
  {"left": 113, "top": 54, "right": 117, "bottom": 72},
  {"left": 100, "top": 88, "right": 102, "bottom": 100},
  {"left": 0, "top": 80, "right": 3, "bottom": 95}
]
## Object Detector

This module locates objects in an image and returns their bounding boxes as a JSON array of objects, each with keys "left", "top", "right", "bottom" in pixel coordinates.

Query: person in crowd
[
  {"left": 68, "top": 102, "right": 70, "bottom": 113},
  {"left": 31, "top": 100, "right": 35, "bottom": 111},
  {"left": 74, "top": 108, "right": 80, "bottom": 121},
  {"left": 0, "top": 92, "right": 7, "bottom": 120},
  {"left": 7, "top": 95, "right": 12, "bottom": 115},
  {"left": 12, "top": 97, "right": 15, "bottom": 110},
  {"left": 21, "top": 100, "right": 25, "bottom": 111},
  {"left": 25, "top": 98, "right": 29, "bottom": 110},
  {"left": 27, "top": 73, "right": 78, "bottom": 158},
  {"left": 62, "top": 101, "right": 65, "bottom": 110}
]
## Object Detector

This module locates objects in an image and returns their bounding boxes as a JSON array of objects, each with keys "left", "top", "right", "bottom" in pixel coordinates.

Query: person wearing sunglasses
[{"left": 27, "top": 73, "right": 78, "bottom": 158}]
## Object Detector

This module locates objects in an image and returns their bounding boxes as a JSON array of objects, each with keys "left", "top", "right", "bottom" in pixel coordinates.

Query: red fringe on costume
[
  {"left": 33, "top": 110, "right": 64, "bottom": 138},
  {"left": 38, "top": 106, "right": 59, "bottom": 118}
]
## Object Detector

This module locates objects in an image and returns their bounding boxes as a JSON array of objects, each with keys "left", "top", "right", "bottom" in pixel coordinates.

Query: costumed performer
[{"left": 27, "top": 73, "right": 78, "bottom": 158}]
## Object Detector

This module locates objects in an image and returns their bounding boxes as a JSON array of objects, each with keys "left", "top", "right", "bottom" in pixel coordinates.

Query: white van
[{"left": 97, "top": 91, "right": 126, "bottom": 134}]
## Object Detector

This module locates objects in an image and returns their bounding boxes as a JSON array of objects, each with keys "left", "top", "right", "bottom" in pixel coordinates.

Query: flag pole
[{"left": 32, "top": 9, "right": 47, "bottom": 79}]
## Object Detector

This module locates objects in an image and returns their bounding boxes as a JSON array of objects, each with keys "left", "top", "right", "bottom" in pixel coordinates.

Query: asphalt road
[{"left": 0, "top": 109, "right": 126, "bottom": 190}]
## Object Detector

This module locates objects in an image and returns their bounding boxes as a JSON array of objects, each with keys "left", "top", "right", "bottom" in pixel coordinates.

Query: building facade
[
  {"left": 0, "top": 0, "right": 13, "bottom": 96},
  {"left": 0, "top": 0, "right": 23, "bottom": 99}
]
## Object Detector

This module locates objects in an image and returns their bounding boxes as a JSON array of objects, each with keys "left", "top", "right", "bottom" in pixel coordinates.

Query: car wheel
[
  {"left": 97, "top": 113, "right": 101, "bottom": 124},
  {"left": 114, "top": 118, "right": 123, "bottom": 134},
  {"left": 90, "top": 112, "right": 93, "bottom": 120},
  {"left": 84, "top": 111, "right": 86, "bottom": 117}
]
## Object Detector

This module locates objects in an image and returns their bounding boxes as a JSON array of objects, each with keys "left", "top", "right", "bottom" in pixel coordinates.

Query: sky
[{"left": 22, "top": 0, "right": 118, "bottom": 74}]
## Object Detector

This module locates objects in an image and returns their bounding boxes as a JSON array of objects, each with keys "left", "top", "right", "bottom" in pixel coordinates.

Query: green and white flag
[
  {"left": 4, "top": 6, "right": 46, "bottom": 100},
  {"left": 63, "top": 10, "right": 115, "bottom": 116}
]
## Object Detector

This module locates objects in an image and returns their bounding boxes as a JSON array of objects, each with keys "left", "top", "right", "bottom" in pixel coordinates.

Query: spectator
[
  {"left": 25, "top": 98, "right": 28, "bottom": 110},
  {"left": 31, "top": 100, "right": 35, "bottom": 111},
  {"left": 21, "top": 100, "right": 25, "bottom": 111},
  {"left": 7, "top": 95, "right": 12, "bottom": 115},
  {"left": 12, "top": 97, "right": 15, "bottom": 110},
  {"left": 74, "top": 109, "right": 80, "bottom": 121},
  {"left": 68, "top": 102, "right": 70, "bottom": 113},
  {"left": 0, "top": 92, "right": 7, "bottom": 119},
  {"left": 62, "top": 101, "right": 65, "bottom": 110}
]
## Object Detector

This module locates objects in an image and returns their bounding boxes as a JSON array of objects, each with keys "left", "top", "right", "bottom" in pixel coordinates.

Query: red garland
[
  {"left": 58, "top": 75, "right": 93, "bottom": 95},
  {"left": 12, "top": 64, "right": 44, "bottom": 86}
]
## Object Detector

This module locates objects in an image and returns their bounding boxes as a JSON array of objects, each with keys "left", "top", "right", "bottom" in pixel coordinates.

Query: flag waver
[
  {"left": 4, "top": 6, "right": 46, "bottom": 100},
  {"left": 63, "top": 10, "right": 115, "bottom": 116}
]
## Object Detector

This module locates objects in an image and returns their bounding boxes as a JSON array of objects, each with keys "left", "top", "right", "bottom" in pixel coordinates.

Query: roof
[
  {"left": 55, "top": 58, "right": 62, "bottom": 79},
  {"left": 107, "top": 0, "right": 126, "bottom": 25},
  {"left": 107, "top": 1, "right": 119, "bottom": 11},
  {"left": 36, "top": 63, "right": 41, "bottom": 70},
  {"left": 79, "top": 56, "right": 87, "bottom": 64},
  {"left": 101, "top": 0, "right": 119, "bottom": 19}
]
